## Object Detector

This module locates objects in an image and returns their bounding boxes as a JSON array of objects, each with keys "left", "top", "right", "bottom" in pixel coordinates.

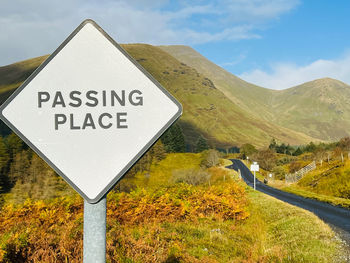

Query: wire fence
[{"left": 285, "top": 161, "right": 316, "bottom": 183}]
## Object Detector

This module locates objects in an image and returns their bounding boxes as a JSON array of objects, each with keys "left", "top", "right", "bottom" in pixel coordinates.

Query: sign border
[{"left": 0, "top": 19, "right": 182, "bottom": 203}]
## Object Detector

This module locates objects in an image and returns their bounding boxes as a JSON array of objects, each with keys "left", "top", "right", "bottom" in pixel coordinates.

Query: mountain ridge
[
  {"left": 0, "top": 44, "right": 315, "bottom": 148},
  {"left": 160, "top": 45, "right": 350, "bottom": 141}
]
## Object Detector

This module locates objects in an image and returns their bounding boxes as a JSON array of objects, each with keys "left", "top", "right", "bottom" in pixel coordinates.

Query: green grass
[
  {"left": 248, "top": 188, "right": 345, "bottom": 263},
  {"left": 266, "top": 159, "right": 350, "bottom": 208},
  {"left": 279, "top": 185, "right": 350, "bottom": 208},
  {"left": 0, "top": 55, "right": 48, "bottom": 89},
  {"left": 129, "top": 154, "right": 347, "bottom": 262},
  {"left": 0, "top": 153, "right": 347, "bottom": 262},
  {"left": 130, "top": 152, "right": 203, "bottom": 190},
  {"left": 112, "top": 183, "right": 347, "bottom": 262}
]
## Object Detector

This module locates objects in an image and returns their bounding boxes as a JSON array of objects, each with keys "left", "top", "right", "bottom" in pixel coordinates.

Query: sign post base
[{"left": 83, "top": 196, "right": 107, "bottom": 263}]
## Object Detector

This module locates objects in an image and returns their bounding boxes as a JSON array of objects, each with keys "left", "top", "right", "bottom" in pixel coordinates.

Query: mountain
[
  {"left": 158, "top": 45, "right": 275, "bottom": 120},
  {"left": 271, "top": 78, "right": 350, "bottom": 140},
  {"left": 0, "top": 44, "right": 314, "bottom": 148},
  {"left": 160, "top": 45, "right": 350, "bottom": 141}
]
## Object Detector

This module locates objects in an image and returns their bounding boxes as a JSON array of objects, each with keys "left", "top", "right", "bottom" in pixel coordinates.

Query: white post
[
  {"left": 254, "top": 171, "right": 256, "bottom": 190},
  {"left": 83, "top": 196, "right": 107, "bottom": 263}
]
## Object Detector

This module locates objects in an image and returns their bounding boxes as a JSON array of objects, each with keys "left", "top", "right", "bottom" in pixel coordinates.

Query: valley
[
  {"left": 0, "top": 43, "right": 350, "bottom": 262},
  {"left": 0, "top": 44, "right": 316, "bottom": 148}
]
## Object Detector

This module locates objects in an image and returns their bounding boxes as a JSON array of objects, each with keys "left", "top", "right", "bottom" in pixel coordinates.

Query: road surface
[{"left": 228, "top": 159, "right": 350, "bottom": 236}]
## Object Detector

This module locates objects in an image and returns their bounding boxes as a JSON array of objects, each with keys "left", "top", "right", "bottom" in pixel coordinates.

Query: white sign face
[
  {"left": 0, "top": 20, "right": 182, "bottom": 203},
  {"left": 250, "top": 164, "right": 259, "bottom": 172}
]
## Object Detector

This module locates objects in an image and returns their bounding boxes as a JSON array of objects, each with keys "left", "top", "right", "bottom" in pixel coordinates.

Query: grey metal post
[
  {"left": 254, "top": 171, "right": 256, "bottom": 190},
  {"left": 83, "top": 196, "right": 107, "bottom": 263}
]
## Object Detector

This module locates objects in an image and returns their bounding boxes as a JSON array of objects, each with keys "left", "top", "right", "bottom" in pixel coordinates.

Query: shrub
[
  {"left": 252, "top": 149, "right": 276, "bottom": 171},
  {"left": 289, "top": 161, "right": 303, "bottom": 173},
  {"left": 200, "top": 149, "right": 219, "bottom": 168},
  {"left": 0, "top": 183, "right": 249, "bottom": 262},
  {"left": 272, "top": 166, "right": 286, "bottom": 180},
  {"left": 171, "top": 168, "right": 211, "bottom": 186}
]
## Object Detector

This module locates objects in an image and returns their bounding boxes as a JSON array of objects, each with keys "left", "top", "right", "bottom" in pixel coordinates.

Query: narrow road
[{"left": 228, "top": 159, "right": 350, "bottom": 235}]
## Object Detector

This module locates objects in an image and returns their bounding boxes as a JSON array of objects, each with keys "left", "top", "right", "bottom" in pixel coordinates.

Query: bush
[
  {"left": 272, "top": 166, "right": 286, "bottom": 180},
  {"left": 251, "top": 149, "right": 276, "bottom": 171},
  {"left": 289, "top": 161, "right": 303, "bottom": 173},
  {"left": 195, "top": 135, "right": 209, "bottom": 153},
  {"left": 239, "top": 144, "right": 257, "bottom": 159},
  {"left": 0, "top": 183, "right": 249, "bottom": 262},
  {"left": 276, "top": 156, "right": 296, "bottom": 165},
  {"left": 200, "top": 149, "right": 219, "bottom": 168},
  {"left": 171, "top": 168, "right": 211, "bottom": 186}
]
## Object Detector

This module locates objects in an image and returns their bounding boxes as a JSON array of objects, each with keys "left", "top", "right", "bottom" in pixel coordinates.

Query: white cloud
[
  {"left": 222, "top": 0, "right": 300, "bottom": 22},
  {"left": 238, "top": 52, "right": 350, "bottom": 89},
  {"left": 0, "top": 0, "right": 299, "bottom": 65}
]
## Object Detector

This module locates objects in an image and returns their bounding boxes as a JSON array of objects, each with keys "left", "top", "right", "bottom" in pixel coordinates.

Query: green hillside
[
  {"left": 271, "top": 78, "right": 350, "bottom": 140},
  {"left": 0, "top": 45, "right": 314, "bottom": 148},
  {"left": 158, "top": 45, "right": 276, "bottom": 120},
  {"left": 160, "top": 45, "right": 350, "bottom": 142}
]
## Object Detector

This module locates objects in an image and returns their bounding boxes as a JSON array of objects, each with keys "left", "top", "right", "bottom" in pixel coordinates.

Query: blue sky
[{"left": 1, "top": 0, "right": 349, "bottom": 89}]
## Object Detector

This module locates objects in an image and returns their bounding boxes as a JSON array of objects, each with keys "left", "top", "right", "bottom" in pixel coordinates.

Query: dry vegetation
[{"left": 0, "top": 154, "right": 346, "bottom": 262}]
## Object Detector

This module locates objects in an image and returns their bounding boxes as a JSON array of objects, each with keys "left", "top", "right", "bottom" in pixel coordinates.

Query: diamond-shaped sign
[{"left": 0, "top": 19, "right": 182, "bottom": 203}]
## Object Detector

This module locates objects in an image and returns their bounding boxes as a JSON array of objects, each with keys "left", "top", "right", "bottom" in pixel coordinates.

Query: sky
[{"left": 1, "top": 0, "right": 349, "bottom": 90}]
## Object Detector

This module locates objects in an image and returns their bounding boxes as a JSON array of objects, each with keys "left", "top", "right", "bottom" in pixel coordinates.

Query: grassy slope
[
  {"left": 0, "top": 55, "right": 49, "bottom": 97},
  {"left": 0, "top": 154, "right": 346, "bottom": 262},
  {"left": 158, "top": 45, "right": 276, "bottom": 119},
  {"left": 270, "top": 159, "right": 350, "bottom": 208},
  {"left": 0, "top": 45, "right": 313, "bottom": 148},
  {"left": 160, "top": 45, "right": 350, "bottom": 142},
  {"left": 271, "top": 78, "right": 350, "bottom": 140}
]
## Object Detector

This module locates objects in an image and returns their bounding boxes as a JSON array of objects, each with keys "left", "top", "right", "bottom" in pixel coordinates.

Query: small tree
[
  {"left": 339, "top": 137, "right": 350, "bottom": 151},
  {"left": 304, "top": 142, "right": 316, "bottom": 152},
  {"left": 5, "top": 133, "right": 25, "bottom": 159},
  {"left": 124, "top": 140, "right": 166, "bottom": 180},
  {"left": 240, "top": 143, "right": 257, "bottom": 159},
  {"left": 333, "top": 146, "right": 344, "bottom": 162},
  {"left": 200, "top": 149, "right": 219, "bottom": 168},
  {"left": 272, "top": 166, "right": 286, "bottom": 180},
  {"left": 195, "top": 135, "right": 209, "bottom": 153},
  {"left": 268, "top": 138, "right": 277, "bottom": 151},
  {"left": 252, "top": 149, "right": 276, "bottom": 171},
  {"left": 289, "top": 161, "right": 303, "bottom": 173},
  {"left": 161, "top": 123, "right": 186, "bottom": 152},
  {"left": 339, "top": 137, "right": 350, "bottom": 160},
  {"left": 293, "top": 147, "right": 303, "bottom": 156},
  {"left": 0, "top": 136, "right": 10, "bottom": 192},
  {"left": 313, "top": 148, "right": 326, "bottom": 166},
  {"left": 0, "top": 137, "right": 9, "bottom": 173}
]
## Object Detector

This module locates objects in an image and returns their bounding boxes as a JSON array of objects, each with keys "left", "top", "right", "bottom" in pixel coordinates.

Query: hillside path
[{"left": 228, "top": 159, "right": 350, "bottom": 237}]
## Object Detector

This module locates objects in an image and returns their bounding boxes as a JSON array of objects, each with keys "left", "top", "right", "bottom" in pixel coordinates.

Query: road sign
[
  {"left": 0, "top": 19, "right": 182, "bottom": 204},
  {"left": 250, "top": 162, "right": 259, "bottom": 191},
  {"left": 250, "top": 162, "right": 259, "bottom": 172}
]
